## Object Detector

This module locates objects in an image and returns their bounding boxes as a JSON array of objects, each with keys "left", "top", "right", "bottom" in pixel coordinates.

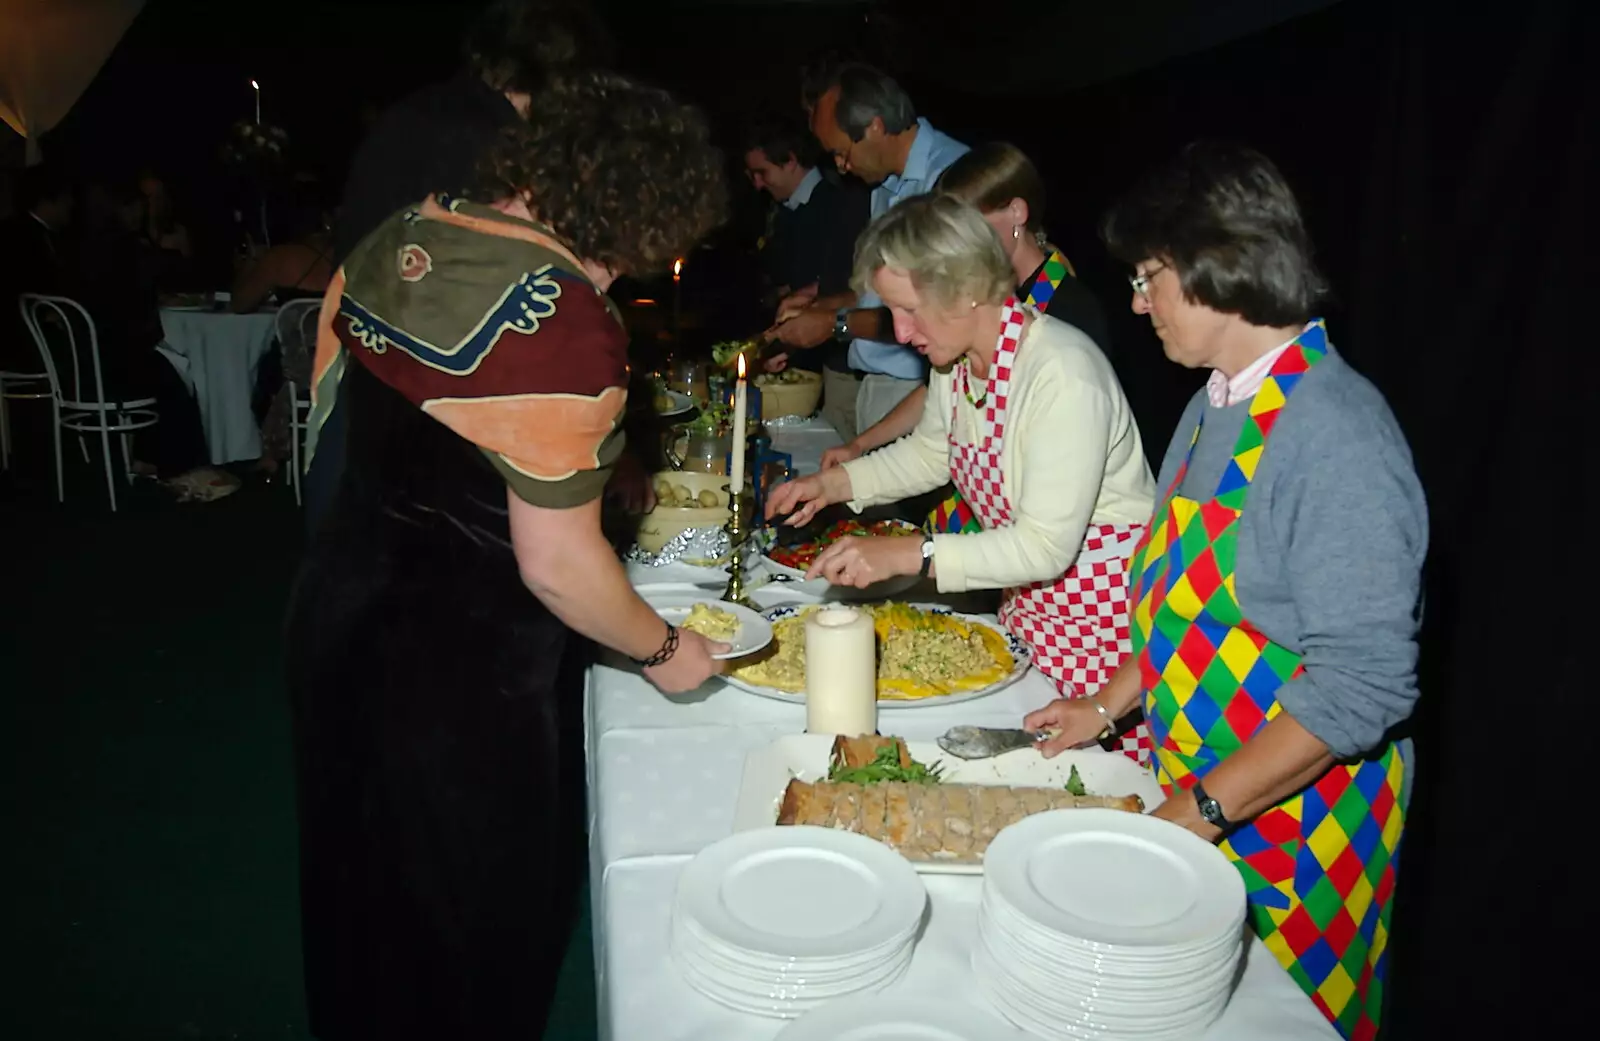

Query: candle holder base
[{"left": 721, "top": 486, "right": 756, "bottom": 609}]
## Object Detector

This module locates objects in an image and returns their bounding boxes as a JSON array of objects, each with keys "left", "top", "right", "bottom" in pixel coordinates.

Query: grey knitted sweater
[{"left": 1150, "top": 346, "right": 1428, "bottom": 759}]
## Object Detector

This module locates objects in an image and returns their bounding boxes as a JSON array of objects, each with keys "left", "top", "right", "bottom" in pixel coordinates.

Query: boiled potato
[
  {"left": 654, "top": 479, "right": 675, "bottom": 506},
  {"left": 674, "top": 484, "right": 693, "bottom": 504},
  {"left": 697, "top": 489, "right": 720, "bottom": 508}
]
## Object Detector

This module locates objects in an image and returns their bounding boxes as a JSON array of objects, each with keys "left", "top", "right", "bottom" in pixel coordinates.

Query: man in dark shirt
[
  {"left": 741, "top": 118, "right": 870, "bottom": 434},
  {"left": 0, "top": 165, "right": 74, "bottom": 369},
  {"left": 308, "top": 0, "right": 612, "bottom": 526}
]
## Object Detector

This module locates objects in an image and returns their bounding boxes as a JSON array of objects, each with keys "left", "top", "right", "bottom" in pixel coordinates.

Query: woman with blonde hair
[
  {"left": 768, "top": 193, "right": 1155, "bottom": 759},
  {"left": 819, "top": 143, "right": 1111, "bottom": 536}
]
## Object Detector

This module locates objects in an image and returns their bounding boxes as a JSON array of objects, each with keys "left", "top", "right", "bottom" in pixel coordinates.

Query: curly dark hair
[
  {"left": 483, "top": 71, "right": 728, "bottom": 275},
  {"left": 1100, "top": 140, "right": 1327, "bottom": 327},
  {"left": 462, "top": 0, "right": 614, "bottom": 95}
]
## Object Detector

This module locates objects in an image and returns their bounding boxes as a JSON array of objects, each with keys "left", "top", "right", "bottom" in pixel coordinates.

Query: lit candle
[
  {"left": 730, "top": 353, "right": 748, "bottom": 490},
  {"left": 671, "top": 257, "right": 683, "bottom": 343},
  {"left": 251, "top": 80, "right": 261, "bottom": 124}
]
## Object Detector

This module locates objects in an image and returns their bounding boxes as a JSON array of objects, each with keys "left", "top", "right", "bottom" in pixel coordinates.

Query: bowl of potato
[
  {"left": 634, "top": 471, "right": 755, "bottom": 556},
  {"left": 754, "top": 369, "right": 822, "bottom": 420}
]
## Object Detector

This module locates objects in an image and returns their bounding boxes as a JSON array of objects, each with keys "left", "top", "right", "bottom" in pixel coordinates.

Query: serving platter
[
  {"left": 731, "top": 734, "right": 1167, "bottom": 875},
  {"left": 721, "top": 603, "right": 1031, "bottom": 709}
]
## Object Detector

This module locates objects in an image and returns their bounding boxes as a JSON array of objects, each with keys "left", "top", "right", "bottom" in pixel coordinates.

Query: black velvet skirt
[{"left": 284, "top": 363, "right": 584, "bottom": 1040}]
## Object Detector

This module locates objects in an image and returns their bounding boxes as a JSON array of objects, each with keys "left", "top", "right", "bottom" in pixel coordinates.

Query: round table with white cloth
[{"left": 157, "top": 307, "right": 279, "bottom": 465}]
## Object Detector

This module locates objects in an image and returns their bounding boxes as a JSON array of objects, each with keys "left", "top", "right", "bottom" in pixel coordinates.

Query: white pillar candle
[
  {"left": 804, "top": 606, "right": 878, "bottom": 737},
  {"left": 730, "top": 353, "right": 748, "bottom": 490},
  {"left": 251, "top": 80, "right": 261, "bottom": 124}
]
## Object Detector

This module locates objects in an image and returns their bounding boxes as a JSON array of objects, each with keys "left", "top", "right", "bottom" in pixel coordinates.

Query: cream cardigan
[{"left": 843, "top": 312, "right": 1155, "bottom": 592}]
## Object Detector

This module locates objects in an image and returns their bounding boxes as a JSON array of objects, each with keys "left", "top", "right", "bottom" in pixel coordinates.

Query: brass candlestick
[{"left": 721, "top": 484, "right": 755, "bottom": 608}]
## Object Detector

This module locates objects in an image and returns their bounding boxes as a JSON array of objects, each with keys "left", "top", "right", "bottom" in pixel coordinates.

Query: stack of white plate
[
  {"left": 974, "top": 809, "right": 1247, "bottom": 1040},
  {"left": 671, "top": 825, "right": 928, "bottom": 1019}
]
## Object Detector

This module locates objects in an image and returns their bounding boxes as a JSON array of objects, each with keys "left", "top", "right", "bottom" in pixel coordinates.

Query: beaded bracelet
[{"left": 636, "top": 623, "right": 679, "bottom": 668}]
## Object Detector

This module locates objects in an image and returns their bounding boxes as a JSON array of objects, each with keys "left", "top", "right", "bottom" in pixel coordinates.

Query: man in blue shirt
[{"left": 768, "top": 63, "right": 968, "bottom": 438}]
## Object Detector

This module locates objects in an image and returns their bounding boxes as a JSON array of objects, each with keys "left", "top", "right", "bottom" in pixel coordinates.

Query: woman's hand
[
  {"left": 642, "top": 628, "right": 728, "bottom": 694},
  {"left": 809, "top": 534, "right": 920, "bottom": 586},
  {"left": 764, "top": 468, "right": 850, "bottom": 526},
  {"left": 1023, "top": 697, "right": 1113, "bottom": 758},
  {"left": 819, "top": 441, "right": 864, "bottom": 470}
]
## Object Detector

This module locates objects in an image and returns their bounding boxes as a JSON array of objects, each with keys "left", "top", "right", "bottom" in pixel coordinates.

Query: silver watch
[{"left": 833, "top": 307, "right": 852, "bottom": 342}]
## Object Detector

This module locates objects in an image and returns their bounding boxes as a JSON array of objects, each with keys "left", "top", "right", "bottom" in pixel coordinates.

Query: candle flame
[
  {"left": 672, "top": 257, "right": 683, "bottom": 276},
  {"left": 737, "top": 353, "right": 747, "bottom": 379},
  {"left": 251, "top": 80, "right": 260, "bottom": 90}
]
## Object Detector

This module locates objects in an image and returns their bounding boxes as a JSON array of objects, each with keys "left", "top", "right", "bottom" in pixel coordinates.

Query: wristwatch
[
  {"left": 1192, "top": 781, "right": 1231, "bottom": 830},
  {"left": 918, "top": 534, "right": 935, "bottom": 578},
  {"left": 833, "top": 307, "right": 852, "bottom": 342}
]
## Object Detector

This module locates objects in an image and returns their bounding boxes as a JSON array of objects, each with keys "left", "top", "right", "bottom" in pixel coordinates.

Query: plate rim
[
  {"left": 983, "top": 808, "right": 1245, "bottom": 949},
  {"left": 653, "top": 388, "right": 696, "bottom": 417},
  {"left": 675, "top": 825, "right": 926, "bottom": 960},
  {"left": 772, "top": 990, "right": 1031, "bottom": 1040},
  {"left": 653, "top": 600, "right": 773, "bottom": 660}
]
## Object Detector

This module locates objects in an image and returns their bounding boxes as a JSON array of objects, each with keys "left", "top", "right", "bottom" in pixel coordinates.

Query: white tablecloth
[
  {"left": 584, "top": 580, "right": 1341, "bottom": 1041},
  {"left": 158, "top": 308, "right": 278, "bottom": 464}
]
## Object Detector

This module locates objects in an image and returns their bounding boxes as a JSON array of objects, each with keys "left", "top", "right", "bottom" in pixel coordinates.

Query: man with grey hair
[{"left": 768, "top": 62, "right": 967, "bottom": 438}]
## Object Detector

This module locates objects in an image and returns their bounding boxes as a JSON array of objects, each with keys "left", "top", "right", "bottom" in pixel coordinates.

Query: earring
[{"left": 1012, "top": 226, "right": 1020, "bottom": 241}]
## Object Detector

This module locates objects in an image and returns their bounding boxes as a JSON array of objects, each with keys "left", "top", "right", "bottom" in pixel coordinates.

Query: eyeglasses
[{"left": 1129, "top": 262, "right": 1167, "bottom": 299}]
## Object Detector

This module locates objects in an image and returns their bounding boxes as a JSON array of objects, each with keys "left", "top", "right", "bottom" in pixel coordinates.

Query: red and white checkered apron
[{"left": 948, "top": 300, "right": 1150, "bottom": 764}]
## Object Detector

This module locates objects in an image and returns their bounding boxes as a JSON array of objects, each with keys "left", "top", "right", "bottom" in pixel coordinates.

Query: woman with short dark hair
[
  {"left": 1027, "top": 141, "right": 1426, "bottom": 1040},
  {"left": 286, "top": 70, "right": 728, "bottom": 1041}
]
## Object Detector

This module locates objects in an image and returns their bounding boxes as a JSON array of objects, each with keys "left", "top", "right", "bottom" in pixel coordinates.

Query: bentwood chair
[
  {"left": 274, "top": 298, "right": 321, "bottom": 506},
  {"left": 18, "top": 293, "right": 159, "bottom": 511}
]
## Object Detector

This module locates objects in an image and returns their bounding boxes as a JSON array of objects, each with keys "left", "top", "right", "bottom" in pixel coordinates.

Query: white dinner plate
[
  {"left": 774, "top": 992, "right": 1032, "bottom": 1041},
  {"left": 721, "top": 603, "right": 1031, "bottom": 709},
  {"left": 655, "top": 601, "right": 772, "bottom": 660},
  {"left": 655, "top": 389, "right": 696, "bottom": 417},
  {"left": 675, "top": 825, "right": 926, "bottom": 961},
  {"left": 984, "top": 809, "right": 1245, "bottom": 949}
]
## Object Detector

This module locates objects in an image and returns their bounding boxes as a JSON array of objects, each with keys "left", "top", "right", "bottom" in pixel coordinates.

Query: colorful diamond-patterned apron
[
  {"left": 926, "top": 248, "right": 1074, "bottom": 536},
  {"left": 1128, "top": 321, "right": 1404, "bottom": 1040},
  {"left": 949, "top": 299, "right": 1149, "bottom": 763}
]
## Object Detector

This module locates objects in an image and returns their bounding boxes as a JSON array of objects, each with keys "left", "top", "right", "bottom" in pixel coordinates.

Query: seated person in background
[
  {"left": 0, "top": 164, "right": 76, "bottom": 370},
  {"left": 231, "top": 196, "right": 335, "bottom": 313},
  {"left": 138, "top": 171, "right": 193, "bottom": 276},
  {"left": 78, "top": 178, "right": 234, "bottom": 500}
]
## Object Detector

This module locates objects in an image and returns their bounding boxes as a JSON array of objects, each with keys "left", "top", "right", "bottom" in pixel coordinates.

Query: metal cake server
[{"left": 936, "top": 725, "right": 1048, "bottom": 760}]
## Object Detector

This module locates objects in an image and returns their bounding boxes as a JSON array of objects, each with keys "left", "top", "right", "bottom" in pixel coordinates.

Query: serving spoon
[{"left": 936, "top": 725, "right": 1051, "bottom": 760}]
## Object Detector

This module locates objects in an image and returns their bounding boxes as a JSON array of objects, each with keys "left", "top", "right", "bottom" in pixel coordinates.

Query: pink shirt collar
[{"left": 1204, "top": 325, "right": 1309, "bottom": 408}]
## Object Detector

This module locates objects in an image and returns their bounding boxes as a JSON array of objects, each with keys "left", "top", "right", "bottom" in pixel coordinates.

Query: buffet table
[{"left": 584, "top": 578, "right": 1342, "bottom": 1041}]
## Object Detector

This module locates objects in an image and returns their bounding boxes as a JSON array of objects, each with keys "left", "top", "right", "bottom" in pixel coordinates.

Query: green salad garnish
[
  {"left": 828, "top": 744, "right": 944, "bottom": 785},
  {"left": 1064, "top": 764, "right": 1087, "bottom": 796}
]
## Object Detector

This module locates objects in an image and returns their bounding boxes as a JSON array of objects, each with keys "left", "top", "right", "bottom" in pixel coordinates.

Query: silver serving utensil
[{"left": 936, "top": 725, "right": 1047, "bottom": 760}]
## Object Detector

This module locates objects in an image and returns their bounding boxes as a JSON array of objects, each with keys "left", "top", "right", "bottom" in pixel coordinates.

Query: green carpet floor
[{"left": 1, "top": 454, "right": 597, "bottom": 1040}]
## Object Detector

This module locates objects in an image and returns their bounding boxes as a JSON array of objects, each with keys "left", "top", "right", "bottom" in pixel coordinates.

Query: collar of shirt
[
  {"left": 877, "top": 119, "right": 966, "bottom": 207},
  {"left": 782, "top": 167, "right": 822, "bottom": 211},
  {"left": 1205, "top": 325, "right": 1310, "bottom": 407}
]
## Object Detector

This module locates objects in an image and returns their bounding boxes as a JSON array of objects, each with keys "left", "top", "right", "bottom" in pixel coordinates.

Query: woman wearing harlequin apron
[
  {"left": 1026, "top": 142, "right": 1427, "bottom": 1041},
  {"left": 767, "top": 192, "right": 1156, "bottom": 761}
]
